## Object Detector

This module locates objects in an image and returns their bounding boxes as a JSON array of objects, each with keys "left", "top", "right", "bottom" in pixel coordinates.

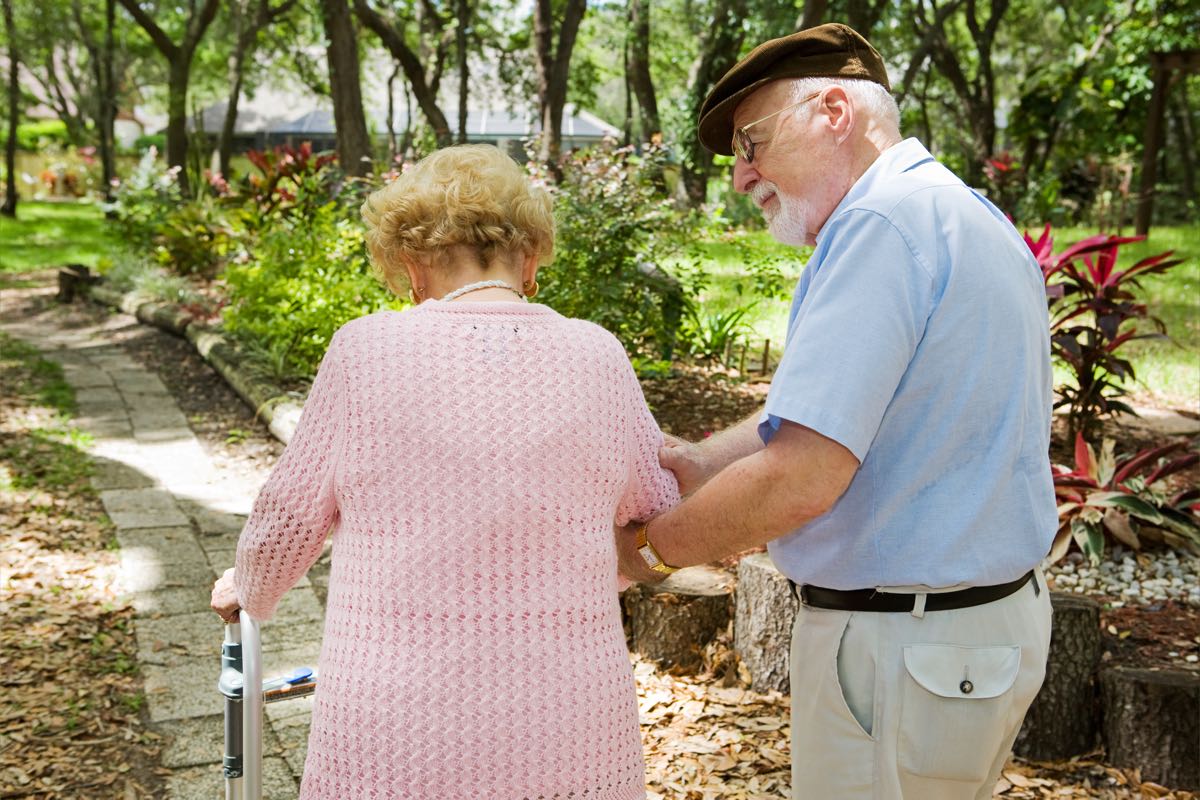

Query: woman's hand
[{"left": 211, "top": 567, "right": 240, "bottom": 622}]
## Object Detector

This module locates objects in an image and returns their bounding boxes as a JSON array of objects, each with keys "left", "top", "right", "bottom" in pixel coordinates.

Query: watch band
[{"left": 635, "top": 522, "right": 680, "bottom": 575}]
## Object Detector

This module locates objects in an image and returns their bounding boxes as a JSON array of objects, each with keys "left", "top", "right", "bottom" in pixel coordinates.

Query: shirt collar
[{"left": 815, "top": 138, "right": 936, "bottom": 245}]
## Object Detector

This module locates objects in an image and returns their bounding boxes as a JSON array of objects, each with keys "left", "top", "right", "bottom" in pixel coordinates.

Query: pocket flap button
[{"left": 960, "top": 679, "right": 974, "bottom": 694}]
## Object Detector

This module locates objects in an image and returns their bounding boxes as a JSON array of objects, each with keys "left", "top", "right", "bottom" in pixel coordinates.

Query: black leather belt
[{"left": 796, "top": 570, "right": 1035, "bottom": 613}]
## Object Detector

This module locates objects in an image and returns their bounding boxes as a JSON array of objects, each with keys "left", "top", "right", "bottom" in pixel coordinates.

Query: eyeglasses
[{"left": 731, "top": 91, "right": 822, "bottom": 164}]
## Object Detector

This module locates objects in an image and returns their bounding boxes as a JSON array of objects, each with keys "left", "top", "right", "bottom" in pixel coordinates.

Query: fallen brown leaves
[
  {"left": 996, "top": 758, "right": 1196, "bottom": 799},
  {"left": 636, "top": 653, "right": 790, "bottom": 800},
  {"left": 0, "top": 338, "right": 162, "bottom": 799},
  {"left": 634, "top": 633, "right": 1196, "bottom": 800}
]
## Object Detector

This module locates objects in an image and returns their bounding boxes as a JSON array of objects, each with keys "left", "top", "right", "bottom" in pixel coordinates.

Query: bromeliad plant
[
  {"left": 1025, "top": 226, "right": 1184, "bottom": 441},
  {"left": 1051, "top": 433, "right": 1200, "bottom": 564}
]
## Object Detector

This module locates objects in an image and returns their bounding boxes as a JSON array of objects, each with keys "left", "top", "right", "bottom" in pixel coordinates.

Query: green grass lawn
[
  {"left": 685, "top": 223, "right": 1199, "bottom": 407},
  {"left": 0, "top": 200, "right": 121, "bottom": 274}
]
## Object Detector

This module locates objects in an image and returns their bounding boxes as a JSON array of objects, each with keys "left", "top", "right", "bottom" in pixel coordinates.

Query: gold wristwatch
[{"left": 636, "top": 522, "right": 680, "bottom": 575}]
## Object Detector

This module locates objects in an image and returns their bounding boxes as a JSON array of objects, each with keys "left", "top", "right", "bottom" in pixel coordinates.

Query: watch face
[{"left": 638, "top": 545, "right": 662, "bottom": 568}]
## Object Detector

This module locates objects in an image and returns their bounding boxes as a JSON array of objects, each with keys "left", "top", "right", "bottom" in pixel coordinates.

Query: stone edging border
[{"left": 88, "top": 283, "right": 302, "bottom": 444}]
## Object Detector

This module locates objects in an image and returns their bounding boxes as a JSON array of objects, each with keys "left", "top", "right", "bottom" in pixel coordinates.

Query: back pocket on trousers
[{"left": 898, "top": 643, "right": 1021, "bottom": 782}]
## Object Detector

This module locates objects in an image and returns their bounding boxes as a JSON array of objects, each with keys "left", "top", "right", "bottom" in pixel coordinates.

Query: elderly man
[{"left": 618, "top": 23, "right": 1056, "bottom": 800}]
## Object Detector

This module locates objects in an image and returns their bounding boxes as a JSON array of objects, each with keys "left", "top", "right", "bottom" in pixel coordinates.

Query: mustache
[{"left": 751, "top": 181, "right": 778, "bottom": 207}]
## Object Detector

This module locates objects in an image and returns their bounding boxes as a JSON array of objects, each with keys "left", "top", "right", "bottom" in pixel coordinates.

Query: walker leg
[
  {"left": 219, "top": 619, "right": 245, "bottom": 800},
  {"left": 241, "top": 613, "right": 264, "bottom": 800}
]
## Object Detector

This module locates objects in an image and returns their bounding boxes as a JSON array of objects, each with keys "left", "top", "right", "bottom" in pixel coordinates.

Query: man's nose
[{"left": 732, "top": 157, "right": 759, "bottom": 195}]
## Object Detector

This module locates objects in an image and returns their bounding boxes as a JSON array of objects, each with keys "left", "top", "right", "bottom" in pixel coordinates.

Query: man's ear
[{"left": 820, "top": 86, "right": 855, "bottom": 145}]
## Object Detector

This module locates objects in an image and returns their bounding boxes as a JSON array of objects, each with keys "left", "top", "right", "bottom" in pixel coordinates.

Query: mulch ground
[
  {"left": 0, "top": 330, "right": 165, "bottom": 799},
  {"left": 1100, "top": 601, "right": 1200, "bottom": 672}
]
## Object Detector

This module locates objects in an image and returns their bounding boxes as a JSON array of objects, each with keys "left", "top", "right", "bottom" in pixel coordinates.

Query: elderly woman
[{"left": 210, "top": 144, "right": 679, "bottom": 799}]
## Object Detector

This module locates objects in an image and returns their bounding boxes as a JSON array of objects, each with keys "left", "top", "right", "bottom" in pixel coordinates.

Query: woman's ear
[
  {"left": 521, "top": 250, "right": 539, "bottom": 289},
  {"left": 401, "top": 255, "right": 425, "bottom": 298}
]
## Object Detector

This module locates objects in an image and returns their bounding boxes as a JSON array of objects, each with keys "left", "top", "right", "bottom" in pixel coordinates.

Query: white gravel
[{"left": 1045, "top": 547, "right": 1200, "bottom": 608}]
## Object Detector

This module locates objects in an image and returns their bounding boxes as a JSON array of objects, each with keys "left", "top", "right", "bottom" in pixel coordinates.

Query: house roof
[{"left": 189, "top": 100, "right": 618, "bottom": 141}]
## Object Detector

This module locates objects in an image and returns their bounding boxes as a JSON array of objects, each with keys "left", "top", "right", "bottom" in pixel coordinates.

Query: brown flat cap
[{"left": 697, "top": 23, "right": 890, "bottom": 156}]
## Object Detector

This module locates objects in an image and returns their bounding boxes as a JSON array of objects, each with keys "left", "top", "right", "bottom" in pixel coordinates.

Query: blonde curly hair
[{"left": 361, "top": 144, "right": 555, "bottom": 295}]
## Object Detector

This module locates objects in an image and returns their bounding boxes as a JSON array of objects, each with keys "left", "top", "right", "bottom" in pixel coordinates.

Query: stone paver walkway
[{"left": 1, "top": 309, "right": 322, "bottom": 799}]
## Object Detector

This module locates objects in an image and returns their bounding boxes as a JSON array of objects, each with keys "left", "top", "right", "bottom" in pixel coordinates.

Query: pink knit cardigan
[{"left": 235, "top": 301, "right": 680, "bottom": 799}]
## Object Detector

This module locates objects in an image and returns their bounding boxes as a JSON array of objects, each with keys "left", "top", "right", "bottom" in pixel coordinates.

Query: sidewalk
[{"left": 0, "top": 302, "right": 322, "bottom": 799}]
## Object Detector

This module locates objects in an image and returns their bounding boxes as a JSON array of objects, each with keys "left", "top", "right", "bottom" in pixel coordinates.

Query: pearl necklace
[{"left": 440, "top": 280, "right": 527, "bottom": 303}]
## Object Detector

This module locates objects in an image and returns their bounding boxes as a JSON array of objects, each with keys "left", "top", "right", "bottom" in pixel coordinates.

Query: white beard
[{"left": 752, "top": 180, "right": 813, "bottom": 246}]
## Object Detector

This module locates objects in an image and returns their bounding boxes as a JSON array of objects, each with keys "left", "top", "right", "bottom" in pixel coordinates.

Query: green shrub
[
  {"left": 111, "top": 148, "right": 183, "bottom": 249},
  {"left": 222, "top": 201, "right": 397, "bottom": 379},
  {"left": 153, "top": 198, "right": 237, "bottom": 279},
  {"left": 536, "top": 142, "right": 700, "bottom": 359},
  {"left": 132, "top": 134, "right": 166, "bottom": 154},
  {"left": 5, "top": 120, "right": 71, "bottom": 151}
]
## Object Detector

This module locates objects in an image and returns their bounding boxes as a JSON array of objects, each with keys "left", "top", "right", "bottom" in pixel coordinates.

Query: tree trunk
[
  {"left": 623, "top": 35, "right": 633, "bottom": 146},
  {"left": 1170, "top": 89, "right": 1196, "bottom": 205},
  {"left": 455, "top": 0, "right": 469, "bottom": 144},
  {"left": 353, "top": 0, "right": 452, "bottom": 147},
  {"left": 100, "top": 0, "right": 116, "bottom": 203},
  {"left": 1101, "top": 666, "right": 1200, "bottom": 790},
  {"left": 919, "top": 0, "right": 1008, "bottom": 187},
  {"left": 321, "top": 0, "right": 373, "bottom": 176},
  {"left": 117, "top": 0, "right": 221, "bottom": 197},
  {"left": 214, "top": 0, "right": 300, "bottom": 177},
  {"left": 165, "top": 59, "right": 193, "bottom": 194},
  {"left": 795, "top": 0, "right": 826, "bottom": 30},
  {"left": 386, "top": 62, "right": 400, "bottom": 163},
  {"left": 678, "top": 0, "right": 746, "bottom": 205},
  {"left": 733, "top": 553, "right": 798, "bottom": 694},
  {"left": 400, "top": 77, "right": 413, "bottom": 156},
  {"left": 1013, "top": 593, "right": 1102, "bottom": 760},
  {"left": 845, "top": 0, "right": 888, "bottom": 36},
  {"left": 623, "top": 566, "right": 734, "bottom": 671},
  {"left": 627, "top": 0, "right": 659, "bottom": 142},
  {"left": 218, "top": 33, "right": 252, "bottom": 177},
  {"left": 1, "top": 0, "right": 18, "bottom": 217},
  {"left": 1135, "top": 59, "right": 1170, "bottom": 235},
  {"left": 533, "top": 0, "right": 586, "bottom": 172},
  {"left": 75, "top": 0, "right": 117, "bottom": 202}
]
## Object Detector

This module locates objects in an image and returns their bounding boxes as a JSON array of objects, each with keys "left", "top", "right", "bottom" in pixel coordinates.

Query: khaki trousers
[{"left": 789, "top": 570, "right": 1052, "bottom": 800}]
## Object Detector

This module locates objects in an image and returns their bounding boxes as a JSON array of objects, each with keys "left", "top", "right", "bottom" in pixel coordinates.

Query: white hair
[{"left": 787, "top": 77, "right": 901, "bottom": 139}]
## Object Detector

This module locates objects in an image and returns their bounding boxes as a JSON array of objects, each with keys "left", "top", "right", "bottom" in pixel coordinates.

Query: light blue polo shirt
[{"left": 761, "top": 138, "right": 1056, "bottom": 590}]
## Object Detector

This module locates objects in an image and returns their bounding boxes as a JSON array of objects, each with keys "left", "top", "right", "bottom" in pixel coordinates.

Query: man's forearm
[
  {"left": 696, "top": 410, "right": 765, "bottom": 472},
  {"left": 650, "top": 423, "right": 859, "bottom": 569}
]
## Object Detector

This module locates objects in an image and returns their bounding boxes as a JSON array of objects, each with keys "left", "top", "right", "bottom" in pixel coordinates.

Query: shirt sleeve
[
  {"left": 759, "top": 209, "right": 935, "bottom": 462},
  {"left": 235, "top": 331, "right": 348, "bottom": 620}
]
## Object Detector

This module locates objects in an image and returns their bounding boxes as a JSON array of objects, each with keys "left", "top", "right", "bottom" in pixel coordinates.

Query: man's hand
[
  {"left": 660, "top": 433, "right": 720, "bottom": 495},
  {"left": 615, "top": 522, "right": 669, "bottom": 585},
  {"left": 211, "top": 567, "right": 240, "bottom": 622}
]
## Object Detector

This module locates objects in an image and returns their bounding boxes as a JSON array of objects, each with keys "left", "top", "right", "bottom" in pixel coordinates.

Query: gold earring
[
  {"left": 409, "top": 287, "right": 422, "bottom": 304},
  {"left": 523, "top": 279, "right": 539, "bottom": 299}
]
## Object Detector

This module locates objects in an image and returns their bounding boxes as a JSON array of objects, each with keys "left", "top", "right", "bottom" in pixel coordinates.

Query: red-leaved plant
[
  {"left": 1051, "top": 433, "right": 1200, "bottom": 563},
  {"left": 1024, "top": 225, "right": 1184, "bottom": 441},
  {"left": 243, "top": 142, "right": 338, "bottom": 219}
]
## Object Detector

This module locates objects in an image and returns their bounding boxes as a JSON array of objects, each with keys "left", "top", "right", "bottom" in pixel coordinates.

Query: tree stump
[
  {"left": 1014, "top": 593, "right": 1102, "bottom": 760},
  {"left": 733, "top": 553, "right": 798, "bottom": 693},
  {"left": 624, "top": 565, "right": 734, "bottom": 670},
  {"left": 1101, "top": 666, "right": 1200, "bottom": 790},
  {"left": 56, "top": 264, "right": 94, "bottom": 303}
]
